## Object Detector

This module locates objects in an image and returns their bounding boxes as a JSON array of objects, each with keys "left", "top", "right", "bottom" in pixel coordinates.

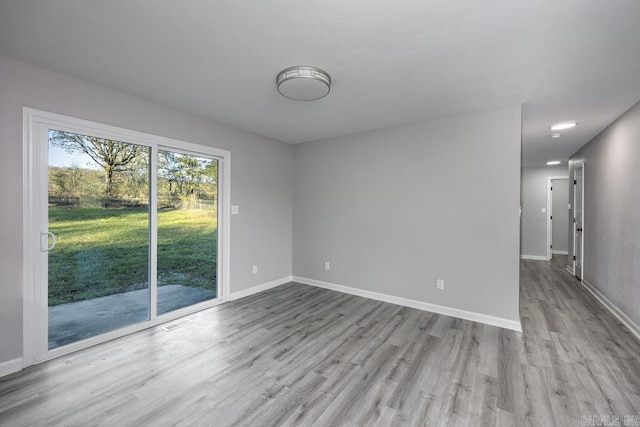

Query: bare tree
[{"left": 50, "top": 130, "right": 145, "bottom": 202}]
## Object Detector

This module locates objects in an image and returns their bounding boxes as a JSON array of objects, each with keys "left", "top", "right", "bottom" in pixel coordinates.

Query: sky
[{"left": 48, "top": 144, "right": 101, "bottom": 170}]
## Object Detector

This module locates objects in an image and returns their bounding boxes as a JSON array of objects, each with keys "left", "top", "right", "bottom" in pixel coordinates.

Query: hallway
[{"left": 519, "top": 256, "right": 640, "bottom": 424}]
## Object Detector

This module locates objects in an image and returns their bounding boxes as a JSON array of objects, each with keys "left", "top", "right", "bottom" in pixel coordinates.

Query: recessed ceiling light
[
  {"left": 546, "top": 160, "right": 562, "bottom": 165},
  {"left": 550, "top": 121, "right": 577, "bottom": 131},
  {"left": 550, "top": 134, "right": 561, "bottom": 139},
  {"left": 276, "top": 66, "right": 331, "bottom": 101}
]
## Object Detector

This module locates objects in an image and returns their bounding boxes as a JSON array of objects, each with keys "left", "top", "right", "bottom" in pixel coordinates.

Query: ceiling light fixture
[
  {"left": 550, "top": 121, "right": 577, "bottom": 131},
  {"left": 550, "top": 134, "right": 561, "bottom": 139},
  {"left": 276, "top": 66, "right": 331, "bottom": 101},
  {"left": 546, "top": 160, "right": 562, "bottom": 165}
]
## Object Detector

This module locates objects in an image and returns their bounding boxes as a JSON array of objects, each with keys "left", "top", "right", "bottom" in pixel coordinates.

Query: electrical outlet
[
  {"left": 436, "top": 279, "right": 445, "bottom": 290},
  {"left": 231, "top": 205, "right": 240, "bottom": 215},
  {"left": 252, "top": 265, "right": 258, "bottom": 274},
  {"left": 324, "top": 261, "right": 330, "bottom": 271}
]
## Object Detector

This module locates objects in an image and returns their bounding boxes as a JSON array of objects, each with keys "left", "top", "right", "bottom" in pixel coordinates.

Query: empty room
[{"left": 1, "top": 1, "right": 639, "bottom": 426}]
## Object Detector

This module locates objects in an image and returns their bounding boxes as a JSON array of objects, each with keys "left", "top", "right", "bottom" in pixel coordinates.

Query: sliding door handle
[{"left": 40, "top": 231, "right": 57, "bottom": 252}]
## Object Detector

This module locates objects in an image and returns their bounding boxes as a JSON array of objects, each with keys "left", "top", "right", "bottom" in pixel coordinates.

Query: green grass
[{"left": 48, "top": 206, "right": 217, "bottom": 305}]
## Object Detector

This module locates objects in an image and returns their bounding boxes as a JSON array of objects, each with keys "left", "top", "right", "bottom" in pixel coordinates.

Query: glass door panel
[
  {"left": 47, "top": 129, "right": 150, "bottom": 349},
  {"left": 157, "top": 150, "right": 218, "bottom": 314}
]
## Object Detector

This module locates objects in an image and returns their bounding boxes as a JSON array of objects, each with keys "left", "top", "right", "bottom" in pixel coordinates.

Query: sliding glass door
[
  {"left": 26, "top": 109, "right": 229, "bottom": 364},
  {"left": 47, "top": 130, "right": 151, "bottom": 349},
  {"left": 157, "top": 150, "right": 218, "bottom": 314}
]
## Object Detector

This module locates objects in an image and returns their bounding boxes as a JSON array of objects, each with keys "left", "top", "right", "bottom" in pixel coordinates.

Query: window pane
[
  {"left": 157, "top": 150, "right": 218, "bottom": 314},
  {"left": 48, "top": 129, "right": 150, "bottom": 349}
]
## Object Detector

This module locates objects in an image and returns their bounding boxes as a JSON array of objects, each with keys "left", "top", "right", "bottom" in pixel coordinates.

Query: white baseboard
[
  {"left": 566, "top": 266, "right": 574, "bottom": 275},
  {"left": 520, "top": 255, "right": 549, "bottom": 261},
  {"left": 228, "top": 276, "right": 292, "bottom": 301},
  {"left": 552, "top": 250, "right": 569, "bottom": 255},
  {"left": 0, "top": 357, "right": 23, "bottom": 378},
  {"left": 581, "top": 279, "right": 640, "bottom": 342},
  {"left": 292, "top": 276, "right": 522, "bottom": 332}
]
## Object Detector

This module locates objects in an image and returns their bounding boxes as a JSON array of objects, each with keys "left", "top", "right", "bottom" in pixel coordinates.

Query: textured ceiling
[{"left": 1, "top": 0, "right": 639, "bottom": 166}]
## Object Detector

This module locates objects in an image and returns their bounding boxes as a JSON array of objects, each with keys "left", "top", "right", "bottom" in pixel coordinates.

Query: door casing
[{"left": 546, "top": 175, "right": 569, "bottom": 261}]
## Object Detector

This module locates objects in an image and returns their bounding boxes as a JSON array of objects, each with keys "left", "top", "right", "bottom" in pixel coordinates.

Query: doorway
[
  {"left": 573, "top": 163, "right": 584, "bottom": 280},
  {"left": 24, "top": 108, "right": 230, "bottom": 365},
  {"left": 547, "top": 177, "right": 569, "bottom": 260}
]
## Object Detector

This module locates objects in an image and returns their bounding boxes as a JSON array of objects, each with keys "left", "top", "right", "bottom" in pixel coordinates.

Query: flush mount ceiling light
[
  {"left": 276, "top": 66, "right": 331, "bottom": 101},
  {"left": 550, "top": 133, "right": 561, "bottom": 139},
  {"left": 546, "top": 160, "right": 562, "bottom": 165},
  {"left": 550, "top": 121, "right": 577, "bottom": 131}
]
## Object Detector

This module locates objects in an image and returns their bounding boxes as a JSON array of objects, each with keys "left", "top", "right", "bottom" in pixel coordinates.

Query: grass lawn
[{"left": 48, "top": 206, "right": 217, "bottom": 305}]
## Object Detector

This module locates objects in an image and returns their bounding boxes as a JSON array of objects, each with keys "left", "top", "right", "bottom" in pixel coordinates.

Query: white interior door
[
  {"left": 574, "top": 165, "right": 584, "bottom": 280},
  {"left": 551, "top": 178, "right": 569, "bottom": 257}
]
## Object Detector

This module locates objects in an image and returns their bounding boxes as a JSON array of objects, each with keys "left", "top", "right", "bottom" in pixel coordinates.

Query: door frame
[
  {"left": 572, "top": 162, "right": 584, "bottom": 279},
  {"left": 546, "top": 176, "right": 569, "bottom": 260},
  {"left": 22, "top": 108, "right": 231, "bottom": 367}
]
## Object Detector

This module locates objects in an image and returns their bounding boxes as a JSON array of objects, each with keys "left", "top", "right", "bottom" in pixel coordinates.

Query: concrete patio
[{"left": 48, "top": 285, "right": 216, "bottom": 349}]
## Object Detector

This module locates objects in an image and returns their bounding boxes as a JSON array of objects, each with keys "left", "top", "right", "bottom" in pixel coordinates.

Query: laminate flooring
[{"left": 1, "top": 256, "right": 639, "bottom": 426}]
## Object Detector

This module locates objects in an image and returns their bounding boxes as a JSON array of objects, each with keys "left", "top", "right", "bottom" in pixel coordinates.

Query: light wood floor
[{"left": 1, "top": 256, "right": 639, "bottom": 426}]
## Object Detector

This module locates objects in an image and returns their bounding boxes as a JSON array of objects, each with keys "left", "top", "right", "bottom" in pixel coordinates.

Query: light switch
[
  {"left": 541, "top": 208, "right": 546, "bottom": 214},
  {"left": 231, "top": 205, "right": 239, "bottom": 215}
]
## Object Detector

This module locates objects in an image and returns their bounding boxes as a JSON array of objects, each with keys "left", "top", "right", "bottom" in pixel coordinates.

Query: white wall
[
  {"left": 0, "top": 55, "right": 293, "bottom": 365},
  {"left": 520, "top": 166, "right": 568, "bottom": 258},
  {"left": 551, "top": 178, "right": 569, "bottom": 254},
  {"left": 569, "top": 100, "right": 640, "bottom": 329},
  {"left": 293, "top": 106, "right": 522, "bottom": 325}
]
